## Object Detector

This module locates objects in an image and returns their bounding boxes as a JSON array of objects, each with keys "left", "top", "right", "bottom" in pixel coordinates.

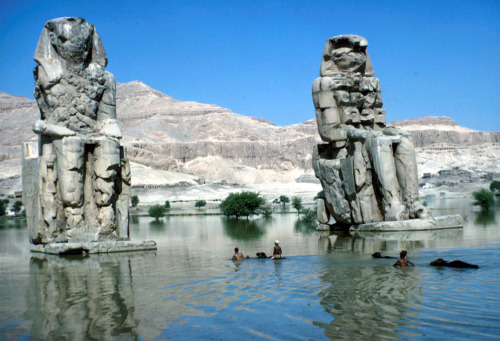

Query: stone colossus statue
[
  {"left": 31, "top": 17, "right": 130, "bottom": 243},
  {"left": 312, "top": 35, "right": 429, "bottom": 226}
]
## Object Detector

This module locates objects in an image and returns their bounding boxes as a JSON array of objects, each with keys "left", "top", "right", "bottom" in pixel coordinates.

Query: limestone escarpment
[
  {"left": 1, "top": 82, "right": 498, "bottom": 185},
  {"left": 0, "top": 91, "right": 38, "bottom": 160},
  {"left": 389, "top": 116, "right": 500, "bottom": 147}
]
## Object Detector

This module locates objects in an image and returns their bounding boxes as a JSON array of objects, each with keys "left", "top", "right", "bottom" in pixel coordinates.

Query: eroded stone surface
[
  {"left": 31, "top": 241, "right": 157, "bottom": 254},
  {"left": 23, "top": 17, "right": 132, "bottom": 245},
  {"left": 349, "top": 214, "right": 463, "bottom": 232},
  {"left": 313, "top": 35, "right": 434, "bottom": 227}
]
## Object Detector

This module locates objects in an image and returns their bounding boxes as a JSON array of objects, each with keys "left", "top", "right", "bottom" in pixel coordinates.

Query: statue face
[
  {"left": 330, "top": 46, "right": 367, "bottom": 73},
  {"left": 50, "top": 21, "right": 93, "bottom": 64}
]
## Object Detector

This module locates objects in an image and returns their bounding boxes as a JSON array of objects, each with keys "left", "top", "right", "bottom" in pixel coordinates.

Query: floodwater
[{"left": 0, "top": 198, "right": 499, "bottom": 340}]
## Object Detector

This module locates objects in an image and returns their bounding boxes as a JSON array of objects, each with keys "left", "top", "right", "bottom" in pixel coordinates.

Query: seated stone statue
[
  {"left": 312, "top": 35, "right": 429, "bottom": 226},
  {"left": 30, "top": 17, "right": 130, "bottom": 243}
]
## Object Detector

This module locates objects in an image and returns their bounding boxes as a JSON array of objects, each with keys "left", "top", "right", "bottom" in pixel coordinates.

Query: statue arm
[{"left": 33, "top": 120, "right": 75, "bottom": 137}]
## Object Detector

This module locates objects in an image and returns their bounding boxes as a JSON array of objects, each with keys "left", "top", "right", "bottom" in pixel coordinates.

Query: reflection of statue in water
[
  {"left": 312, "top": 35, "right": 429, "bottom": 226},
  {"left": 25, "top": 254, "right": 140, "bottom": 339},
  {"left": 27, "top": 17, "right": 130, "bottom": 243}
]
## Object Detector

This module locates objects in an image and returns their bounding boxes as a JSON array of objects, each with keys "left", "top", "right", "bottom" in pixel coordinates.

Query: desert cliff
[{"left": 0, "top": 82, "right": 498, "bottom": 185}]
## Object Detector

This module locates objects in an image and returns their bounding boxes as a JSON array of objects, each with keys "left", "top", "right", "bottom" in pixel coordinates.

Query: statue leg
[
  {"left": 53, "top": 136, "right": 85, "bottom": 233},
  {"left": 39, "top": 142, "right": 58, "bottom": 233},
  {"left": 394, "top": 137, "right": 430, "bottom": 219},
  {"left": 369, "top": 136, "right": 405, "bottom": 221},
  {"left": 353, "top": 141, "right": 383, "bottom": 223},
  {"left": 93, "top": 138, "right": 120, "bottom": 236}
]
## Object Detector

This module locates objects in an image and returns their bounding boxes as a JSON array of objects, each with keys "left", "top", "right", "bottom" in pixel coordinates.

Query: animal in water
[
  {"left": 256, "top": 252, "right": 268, "bottom": 259},
  {"left": 372, "top": 252, "right": 396, "bottom": 259},
  {"left": 430, "top": 258, "right": 479, "bottom": 269}
]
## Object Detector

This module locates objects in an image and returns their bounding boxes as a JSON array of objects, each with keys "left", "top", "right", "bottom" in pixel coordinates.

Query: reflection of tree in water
[
  {"left": 315, "top": 263, "right": 422, "bottom": 339},
  {"left": 25, "top": 253, "right": 146, "bottom": 340},
  {"left": 149, "top": 219, "right": 167, "bottom": 230},
  {"left": 474, "top": 209, "right": 496, "bottom": 227},
  {"left": 130, "top": 215, "right": 139, "bottom": 225},
  {"left": 0, "top": 217, "right": 27, "bottom": 229},
  {"left": 222, "top": 217, "right": 269, "bottom": 240},
  {"left": 294, "top": 220, "right": 317, "bottom": 235}
]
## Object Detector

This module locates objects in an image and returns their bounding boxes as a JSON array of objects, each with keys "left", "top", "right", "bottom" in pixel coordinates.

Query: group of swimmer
[
  {"left": 373, "top": 251, "right": 479, "bottom": 269},
  {"left": 232, "top": 240, "right": 282, "bottom": 261}
]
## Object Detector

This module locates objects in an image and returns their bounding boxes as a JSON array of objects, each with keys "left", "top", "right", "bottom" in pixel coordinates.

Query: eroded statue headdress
[
  {"left": 320, "top": 34, "right": 374, "bottom": 77},
  {"left": 34, "top": 17, "right": 107, "bottom": 81}
]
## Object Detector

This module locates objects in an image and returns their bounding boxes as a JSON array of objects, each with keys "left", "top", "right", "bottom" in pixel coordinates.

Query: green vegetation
[
  {"left": 0, "top": 199, "right": 9, "bottom": 216},
  {"left": 292, "top": 196, "right": 303, "bottom": 215},
  {"left": 300, "top": 207, "right": 317, "bottom": 224},
  {"left": 164, "top": 200, "right": 171, "bottom": 209},
  {"left": 259, "top": 203, "right": 273, "bottom": 217},
  {"left": 472, "top": 189, "right": 495, "bottom": 210},
  {"left": 490, "top": 181, "right": 500, "bottom": 195},
  {"left": 131, "top": 195, "right": 139, "bottom": 208},
  {"left": 279, "top": 195, "right": 290, "bottom": 206},
  {"left": 11, "top": 201, "right": 22, "bottom": 215},
  {"left": 148, "top": 205, "right": 167, "bottom": 220},
  {"left": 220, "top": 191, "right": 265, "bottom": 219},
  {"left": 195, "top": 200, "right": 207, "bottom": 209},
  {"left": 314, "top": 190, "right": 325, "bottom": 200}
]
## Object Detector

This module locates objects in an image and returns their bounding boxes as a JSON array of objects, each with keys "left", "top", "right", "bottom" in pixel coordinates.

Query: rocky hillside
[
  {"left": 389, "top": 116, "right": 500, "bottom": 147},
  {"left": 0, "top": 82, "right": 498, "bottom": 184},
  {"left": 117, "top": 82, "right": 319, "bottom": 181}
]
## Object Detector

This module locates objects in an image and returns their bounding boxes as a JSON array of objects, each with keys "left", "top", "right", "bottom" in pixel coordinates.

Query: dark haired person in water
[
  {"left": 393, "top": 250, "right": 415, "bottom": 267},
  {"left": 232, "top": 247, "right": 249, "bottom": 261},
  {"left": 271, "top": 240, "right": 282, "bottom": 259}
]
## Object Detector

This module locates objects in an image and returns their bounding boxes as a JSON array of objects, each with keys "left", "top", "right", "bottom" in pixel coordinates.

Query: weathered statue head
[
  {"left": 34, "top": 17, "right": 107, "bottom": 69},
  {"left": 320, "top": 35, "right": 374, "bottom": 77}
]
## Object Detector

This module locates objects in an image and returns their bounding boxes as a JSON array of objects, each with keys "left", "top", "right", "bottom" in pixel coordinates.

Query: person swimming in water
[
  {"left": 393, "top": 250, "right": 415, "bottom": 267},
  {"left": 271, "top": 240, "right": 282, "bottom": 259},
  {"left": 232, "top": 247, "right": 249, "bottom": 261}
]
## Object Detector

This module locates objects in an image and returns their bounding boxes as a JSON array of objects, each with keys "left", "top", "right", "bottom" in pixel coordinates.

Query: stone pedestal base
[
  {"left": 316, "top": 223, "right": 331, "bottom": 231},
  {"left": 31, "top": 240, "right": 157, "bottom": 255},
  {"left": 349, "top": 214, "right": 463, "bottom": 232}
]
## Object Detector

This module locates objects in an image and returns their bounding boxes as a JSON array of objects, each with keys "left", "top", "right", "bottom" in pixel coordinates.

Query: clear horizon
[{"left": 0, "top": 0, "right": 498, "bottom": 131}]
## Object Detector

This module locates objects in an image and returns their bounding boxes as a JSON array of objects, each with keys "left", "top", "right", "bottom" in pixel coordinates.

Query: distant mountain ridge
[{"left": 0, "top": 81, "right": 498, "bottom": 183}]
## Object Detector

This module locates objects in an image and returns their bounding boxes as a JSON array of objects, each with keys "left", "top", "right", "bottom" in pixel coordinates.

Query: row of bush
[
  {"left": 146, "top": 191, "right": 318, "bottom": 223},
  {"left": 0, "top": 200, "right": 23, "bottom": 217}
]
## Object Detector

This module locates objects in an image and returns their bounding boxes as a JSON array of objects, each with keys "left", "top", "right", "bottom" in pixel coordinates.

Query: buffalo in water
[
  {"left": 430, "top": 258, "right": 479, "bottom": 269},
  {"left": 372, "top": 252, "right": 396, "bottom": 259}
]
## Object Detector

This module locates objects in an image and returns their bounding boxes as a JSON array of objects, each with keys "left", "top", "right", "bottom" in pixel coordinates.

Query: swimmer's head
[{"left": 400, "top": 250, "right": 407, "bottom": 258}]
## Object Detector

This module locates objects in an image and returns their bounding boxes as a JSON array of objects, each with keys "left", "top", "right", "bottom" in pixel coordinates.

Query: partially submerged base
[
  {"left": 349, "top": 214, "right": 463, "bottom": 232},
  {"left": 31, "top": 240, "right": 157, "bottom": 255}
]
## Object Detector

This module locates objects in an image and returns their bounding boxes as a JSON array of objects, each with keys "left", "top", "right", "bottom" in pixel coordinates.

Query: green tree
[
  {"left": 314, "top": 190, "right": 325, "bottom": 200},
  {"left": 0, "top": 199, "right": 8, "bottom": 216},
  {"left": 259, "top": 203, "right": 273, "bottom": 217},
  {"left": 300, "top": 207, "right": 317, "bottom": 224},
  {"left": 11, "top": 201, "right": 22, "bottom": 215},
  {"left": 490, "top": 181, "right": 500, "bottom": 194},
  {"left": 292, "top": 196, "right": 303, "bottom": 215},
  {"left": 131, "top": 195, "right": 139, "bottom": 208},
  {"left": 220, "top": 191, "right": 265, "bottom": 219},
  {"left": 164, "top": 200, "right": 171, "bottom": 210},
  {"left": 472, "top": 189, "right": 495, "bottom": 210},
  {"left": 195, "top": 200, "right": 207, "bottom": 209},
  {"left": 279, "top": 195, "right": 290, "bottom": 207},
  {"left": 148, "top": 205, "right": 166, "bottom": 220}
]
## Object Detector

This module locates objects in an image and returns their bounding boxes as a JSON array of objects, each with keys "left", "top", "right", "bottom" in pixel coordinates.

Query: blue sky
[{"left": 0, "top": 0, "right": 498, "bottom": 131}]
